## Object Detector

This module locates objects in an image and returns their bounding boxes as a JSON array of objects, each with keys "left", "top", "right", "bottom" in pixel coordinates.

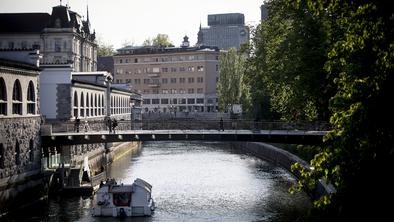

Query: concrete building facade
[
  {"left": 197, "top": 13, "right": 249, "bottom": 50},
  {"left": 114, "top": 39, "right": 220, "bottom": 113}
]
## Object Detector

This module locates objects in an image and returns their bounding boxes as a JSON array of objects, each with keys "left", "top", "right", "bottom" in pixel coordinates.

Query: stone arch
[
  {"left": 90, "top": 93, "right": 94, "bottom": 116},
  {"left": 80, "top": 92, "right": 85, "bottom": 117},
  {"left": 86, "top": 93, "right": 90, "bottom": 117},
  {"left": 12, "top": 79, "right": 22, "bottom": 115},
  {"left": 27, "top": 81, "right": 35, "bottom": 114},
  {"left": 73, "top": 91, "right": 78, "bottom": 117},
  {"left": 0, "top": 77, "right": 7, "bottom": 115}
]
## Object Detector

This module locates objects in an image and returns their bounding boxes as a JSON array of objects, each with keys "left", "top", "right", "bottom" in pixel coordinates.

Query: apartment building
[{"left": 114, "top": 37, "right": 220, "bottom": 113}]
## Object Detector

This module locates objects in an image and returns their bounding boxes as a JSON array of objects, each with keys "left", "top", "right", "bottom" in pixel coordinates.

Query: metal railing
[{"left": 49, "top": 119, "right": 330, "bottom": 133}]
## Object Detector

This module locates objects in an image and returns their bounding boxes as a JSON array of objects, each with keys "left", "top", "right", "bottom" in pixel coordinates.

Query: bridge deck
[{"left": 42, "top": 129, "right": 327, "bottom": 147}]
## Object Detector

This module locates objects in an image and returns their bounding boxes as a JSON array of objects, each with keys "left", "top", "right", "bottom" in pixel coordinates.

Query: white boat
[{"left": 92, "top": 178, "right": 155, "bottom": 217}]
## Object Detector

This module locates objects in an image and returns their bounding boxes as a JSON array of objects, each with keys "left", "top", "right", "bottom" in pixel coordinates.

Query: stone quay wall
[{"left": 0, "top": 116, "right": 46, "bottom": 216}]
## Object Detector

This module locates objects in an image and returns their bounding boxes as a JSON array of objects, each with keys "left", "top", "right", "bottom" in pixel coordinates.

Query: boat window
[{"left": 113, "top": 192, "right": 131, "bottom": 206}]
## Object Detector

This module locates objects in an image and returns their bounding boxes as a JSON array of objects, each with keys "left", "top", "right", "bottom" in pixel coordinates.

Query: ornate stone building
[{"left": 0, "top": 4, "right": 97, "bottom": 72}]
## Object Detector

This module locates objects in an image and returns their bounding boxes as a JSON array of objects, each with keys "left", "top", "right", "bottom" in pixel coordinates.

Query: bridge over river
[{"left": 42, "top": 119, "right": 329, "bottom": 147}]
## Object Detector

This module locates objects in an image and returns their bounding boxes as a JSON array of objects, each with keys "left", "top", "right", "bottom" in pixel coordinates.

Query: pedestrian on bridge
[
  {"left": 74, "top": 116, "right": 80, "bottom": 132},
  {"left": 219, "top": 117, "right": 224, "bottom": 131},
  {"left": 105, "top": 117, "right": 112, "bottom": 133},
  {"left": 112, "top": 118, "right": 118, "bottom": 133}
]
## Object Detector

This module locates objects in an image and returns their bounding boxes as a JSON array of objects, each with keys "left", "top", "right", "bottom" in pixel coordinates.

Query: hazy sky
[{"left": 0, "top": 0, "right": 263, "bottom": 49}]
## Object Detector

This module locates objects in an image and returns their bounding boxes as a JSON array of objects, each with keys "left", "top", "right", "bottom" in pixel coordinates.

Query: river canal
[{"left": 4, "top": 141, "right": 311, "bottom": 221}]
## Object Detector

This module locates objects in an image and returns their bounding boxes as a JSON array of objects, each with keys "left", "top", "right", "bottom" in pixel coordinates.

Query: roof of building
[
  {"left": 116, "top": 45, "right": 219, "bottom": 56},
  {"left": 0, "top": 13, "right": 51, "bottom": 33},
  {"left": 0, "top": 58, "right": 41, "bottom": 71},
  {"left": 0, "top": 5, "right": 95, "bottom": 41}
]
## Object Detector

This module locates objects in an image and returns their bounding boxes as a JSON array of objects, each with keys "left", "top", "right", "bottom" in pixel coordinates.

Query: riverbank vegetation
[{"left": 218, "top": 0, "right": 393, "bottom": 220}]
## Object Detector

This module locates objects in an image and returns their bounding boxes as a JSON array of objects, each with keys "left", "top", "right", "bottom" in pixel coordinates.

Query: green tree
[
  {"left": 97, "top": 40, "right": 115, "bottom": 56},
  {"left": 249, "top": 0, "right": 331, "bottom": 122},
  {"left": 217, "top": 48, "right": 248, "bottom": 113},
  {"left": 143, "top": 34, "right": 174, "bottom": 47},
  {"left": 290, "top": 0, "right": 394, "bottom": 221}
]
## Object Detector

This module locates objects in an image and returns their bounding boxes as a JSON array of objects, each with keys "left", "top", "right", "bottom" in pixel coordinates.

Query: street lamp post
[
  {"left": 130, "top": 101, "right": 135, "bottom": 130},
  {"left": 104, "top": 74, "right": 113, "bottom": 133}
]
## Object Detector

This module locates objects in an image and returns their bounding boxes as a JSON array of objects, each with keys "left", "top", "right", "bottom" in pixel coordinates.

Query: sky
[{"left": 0, "top": 0, "right": 264, "bottom": 49}]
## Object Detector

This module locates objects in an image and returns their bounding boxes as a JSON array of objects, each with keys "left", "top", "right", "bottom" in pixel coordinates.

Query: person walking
[
  {"left": 219, "top": 117, "right": 224, "bottom": 131},
  {"left": 112, "top": 118, "right": 118, "bottom": 133},
  {"left": 83, "top": 119, "right": 89, "bottom": 132},
  {"left": 74, "top": 116, "right": 80, "bottom": 132}
]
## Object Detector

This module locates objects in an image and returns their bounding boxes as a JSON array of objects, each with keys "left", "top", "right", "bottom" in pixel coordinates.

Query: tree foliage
[
  {"left": 217, "top": 48, "right": 248, "bottom": 112},
  {"left": 288, "top": 0, "right": 394, "bottom": 221},
  {"left": 242, "top": 0, "right": 393, "bottom": 220},
  {"left": 97, "top": 40, "right": 115, "bottom": 56},
  {"left": 247, "top": 0, "right": 331, "bottom": 122},
  {"left": 143, "top": 34, "right": 174, "bottom": 47}
]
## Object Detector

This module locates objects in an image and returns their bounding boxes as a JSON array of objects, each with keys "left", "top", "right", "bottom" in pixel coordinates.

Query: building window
[
  {"left": 152, "top": 99, "right": 159, "bottom": 104},
  {"left": 73, "top": 91, "right": 78, "bottom": 117},
  {"left": 197, "top": 98, "right": 204, "bottom": 104},
  {"left": 8, "top": 41, "right": 14, "bottom": 49},
  {"left": 188, "top": 88, "right": 194, "bottom": 94},
  {"left": 197, "top": 77, "right": 204, "bottom": 83},
  {"left": 170, "top": 78, "right": 177, "bottom": 83},
  {"left": 0, "top": 78, "right": 7, "bottom": 115},
  {"left": 29, "top": 139, "right": 34, "bottom": 162},
  {"left": 179, "top": 77, "right": 185, "bottom": 83},
  {"left": 162, "top": 78, "right": 168, "bottom": 84},
  {"left": 12, "top": 79, "right": 22, "bottom": 115},
  {"left": 27, "top": 81, "right": 35, "bottom": 114},
  {"left": 0, "top": 143, "right": 4, "bottom": 169},
  {"left": 197, "top": 66, "right": 204, "bottom": 72},
  {"left": 134, "top": 58, "right": 138, "bottom": 63},
  {"left": 15, "top": 141, "right": 20, "bottom": 165},
  {"left": 197, "top": 88, "right": 203, "bottom": 93},
  {"left": 161, "top": 98, "right": 169, "bottom": 104},
  {"left": 21, "top": 41, "right": 27, "bottom": 49},
  {"left": 172, "top": 98, "right": 177, "bottom": 104},
  {"left": 55, "top": 39, "right": 61, "bottom": 52},
  {"left": 187, "top": 98, "right": 195, "bottom": 104},
  {"left": 188, "top": 77, "right": 194, "bottom": 83},
  {"left": 143, "top": 99, "right": 151, "bottom": 104}
]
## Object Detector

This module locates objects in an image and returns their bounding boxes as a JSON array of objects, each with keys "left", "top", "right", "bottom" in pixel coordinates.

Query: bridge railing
[{"left": 49, "top": 119, "right": 330, "bottom": 133}]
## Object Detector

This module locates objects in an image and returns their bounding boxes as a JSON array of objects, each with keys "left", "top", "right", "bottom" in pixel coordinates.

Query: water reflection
[{"left": 3, "top": 141, "right": 311, "bottom": 222}]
